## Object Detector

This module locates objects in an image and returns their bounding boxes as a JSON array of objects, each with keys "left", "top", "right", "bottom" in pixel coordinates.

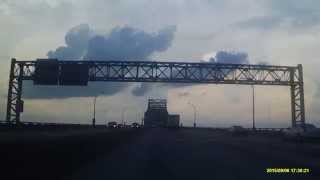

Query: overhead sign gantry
[{"left": 6, "top": 58, "right": 305, "bottom": 127}]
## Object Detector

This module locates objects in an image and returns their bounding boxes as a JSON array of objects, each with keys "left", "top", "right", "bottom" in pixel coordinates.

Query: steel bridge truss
[{"left": 6, "top": 58, "right": 305, "bottom": 128}]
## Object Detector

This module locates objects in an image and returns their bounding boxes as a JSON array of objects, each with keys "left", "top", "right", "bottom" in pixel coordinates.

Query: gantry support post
[
  {"left": 6, "top": 59, "right": 23, "bottom": 124},
  {"left": 290, "top": 64, "right": 305, "bottom": 128}
]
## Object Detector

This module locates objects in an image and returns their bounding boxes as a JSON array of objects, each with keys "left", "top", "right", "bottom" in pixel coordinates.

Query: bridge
[{"left": 6, "top": 58, "right": 305, "bottom": 127}]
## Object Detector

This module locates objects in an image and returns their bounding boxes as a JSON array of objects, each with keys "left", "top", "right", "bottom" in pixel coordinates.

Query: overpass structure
[{"left": 6, "top": 58, "right": 305, "bottom": 128}]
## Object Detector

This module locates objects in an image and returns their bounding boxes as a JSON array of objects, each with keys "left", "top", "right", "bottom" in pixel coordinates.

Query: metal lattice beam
[
  {"left": 6, "top": 59, "right": 305, "bottom": 127},
  {"left": 86, "top": 61, "right": 294, "bottom": 85}
]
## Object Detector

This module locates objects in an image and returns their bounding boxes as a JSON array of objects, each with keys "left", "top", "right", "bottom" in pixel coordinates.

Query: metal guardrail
[
  {"left": 0, "top": 121, "right": 107, "bottom": 129},
  {"left": 250, "top": 128, "right": 286, "bottom": 131}
]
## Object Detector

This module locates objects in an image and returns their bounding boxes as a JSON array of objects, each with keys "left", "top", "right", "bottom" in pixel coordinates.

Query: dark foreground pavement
[
  {"left": 0, "top": 128, "right": 143, "bottom": 180},
  {"left": 67, "top": 128, "right": 319, "bottom": 180},
  {"left": 1, "top": 128, "right": 319, "bottom": 180}
]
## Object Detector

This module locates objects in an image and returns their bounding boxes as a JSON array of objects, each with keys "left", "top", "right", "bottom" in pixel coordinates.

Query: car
[
  {"left": 229, "top": 126, "right": 249, "bottom": 136},
  {"left": 283, "top": 127, "right": 303, "bottom": 137},
  {"left": 117, "top": 124, "right": 124, "bottom": 128},
  {"left": 131, "top": 122, "right": 140, "bottom": 128},
  {"left": 108, "top": 121, "right": 117, "bottom": 128},
  {"left": 283, "top": 124, "right": 320, "bottom": 142}
]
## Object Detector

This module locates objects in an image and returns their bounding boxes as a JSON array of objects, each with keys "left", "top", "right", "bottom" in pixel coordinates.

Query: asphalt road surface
[{"left": 65, "top": 128, "right": 320, "bottom": 180}]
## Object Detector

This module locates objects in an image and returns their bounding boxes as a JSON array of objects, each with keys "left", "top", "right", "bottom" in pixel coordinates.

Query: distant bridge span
[{"left": 6, "top": 58, "right": 305, "bottom": 127}]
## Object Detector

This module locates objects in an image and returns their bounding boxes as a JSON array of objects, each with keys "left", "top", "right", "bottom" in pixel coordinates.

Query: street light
[
  {"left": 180, "top": 111, "right": 183, "bottom": 127},
  {"left": 251, "top": 85, "right": 256, "bottom": 130},
  {"left": 121, "top": 107, "right": 128, "bottom": 126},
  {"left": 188, "top": 102, "right": 197, "bottom": 128},
  {"left": 92, "top": 92, "right": 104, "bottom": 127},
  {"left": 141, "top": 110, "right": 145, "bottom": 126},
  {"left": 122, "top": 107, "right": 142, "bottom": 126},
  {"left": 267, "top": 102, "right": 271, "bottom": 122},
  {"left": 105, "top": 110, "right": 108, "bottom": 127}
]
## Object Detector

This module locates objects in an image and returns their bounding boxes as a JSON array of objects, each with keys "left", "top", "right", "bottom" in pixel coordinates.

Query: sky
[{"left": 0, "top": 0, "right": 320, "bottom": 127}]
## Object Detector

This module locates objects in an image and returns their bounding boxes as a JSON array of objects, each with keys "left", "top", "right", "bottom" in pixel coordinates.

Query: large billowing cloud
[
  {"left": 86, "top": 26, "right": 176, "bottom": 60},
  {"left": 23, "top": 24, "right": 176, "bottom": 99},
  {"left": 209, "top": 51, "right": 249, "bottom": 64},
  {"left": 47, "top": 24, "right": 92, "bottom": 59},
  {"left": 47, "top": 24, "right": 176, "bottom": 61}
]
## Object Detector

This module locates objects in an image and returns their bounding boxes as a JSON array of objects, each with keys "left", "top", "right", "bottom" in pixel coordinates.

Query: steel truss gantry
[{"left": 6, "top": 58, "right": 305, "bottom": 128}]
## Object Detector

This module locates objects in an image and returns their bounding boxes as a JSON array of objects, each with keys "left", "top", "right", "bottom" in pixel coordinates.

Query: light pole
[
  {"left": 141, "top": 110, "right": 145, "bottom": 126},
  {"left": 267, "top": 102, "right": 271, "bottom": 122},
  {"left": 137, "top": 110, "right": 143, "bottom": 124},
  {"left": 92, "top": 96, "right": 97, "bottom": 127},
  {"left": 122, "top": 107, "right": 142, "bottom": 126},
  {"left": 130, "top": 107, "right": 141, "bottom": 123},
  {"left": 252, "top": 85, "right": 256, "bottom": 130},
  {"left": 92, "top": 92, "right": 104, "bottom": 127},
  {"left": 105, "top": 110, "right": 108, "bottom": 127},
  {"left": 188, "top": 102, "right": 197, "bottom": 128},
  {"left": 121, "top": 107, "right": 128, "bottom": 126},
  {"left": 180, "top": 111, "right": 183, "bottom": 127}
]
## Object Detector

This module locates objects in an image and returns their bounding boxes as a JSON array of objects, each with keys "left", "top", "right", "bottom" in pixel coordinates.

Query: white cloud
[{"left": 202, "top": 52, "right": 216, "bottom": 62}]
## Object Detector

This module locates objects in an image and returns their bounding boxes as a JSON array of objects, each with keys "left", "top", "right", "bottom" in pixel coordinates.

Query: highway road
[{"left": 66, "top": 128, "right": 320, "bottom": 180}]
